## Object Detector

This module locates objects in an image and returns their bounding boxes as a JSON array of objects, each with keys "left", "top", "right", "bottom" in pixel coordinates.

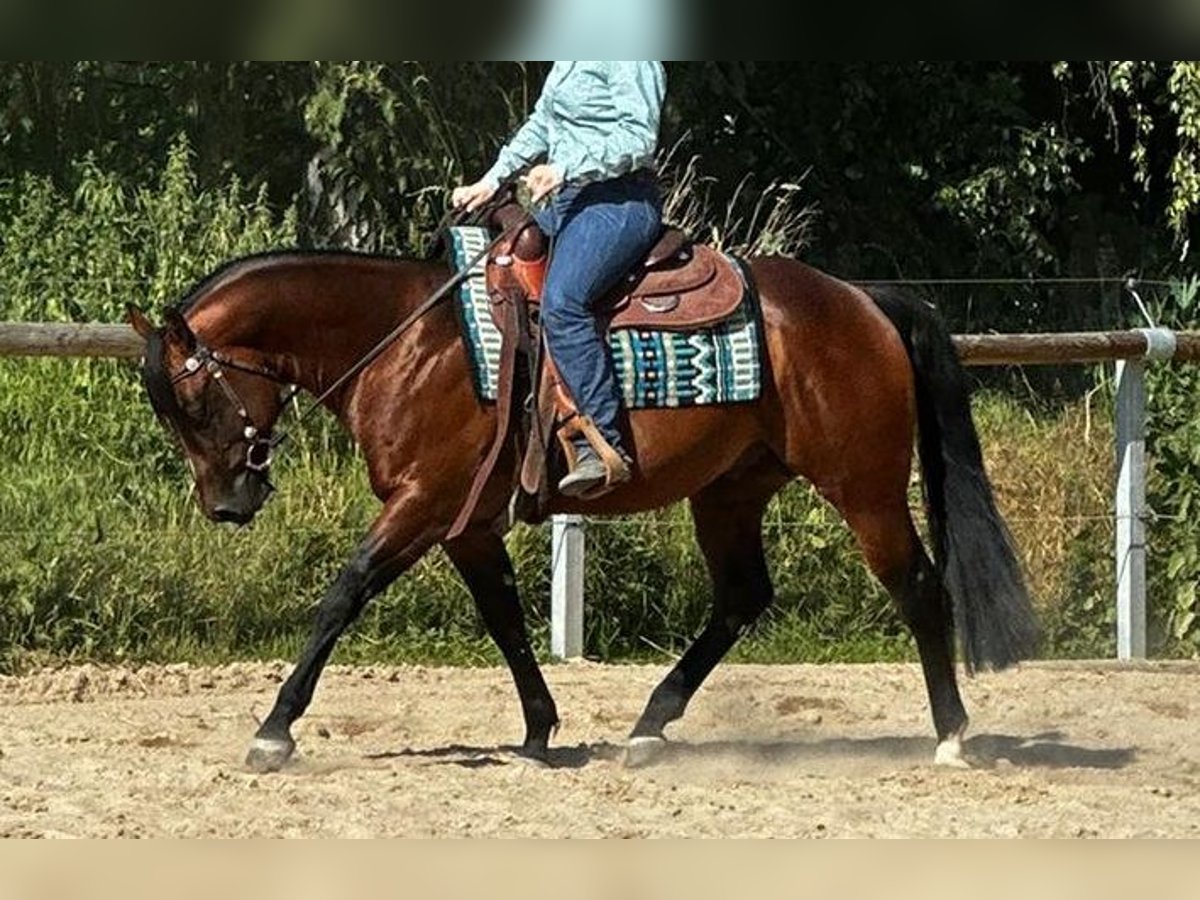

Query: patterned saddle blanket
[{"left": 449, "top": 225, "right": 763, "bottom": 409}]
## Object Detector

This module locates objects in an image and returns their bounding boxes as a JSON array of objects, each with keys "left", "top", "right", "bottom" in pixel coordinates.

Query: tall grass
[
  {"left": 0, "top": 362, "right": 1122, "bottom": 672},
  {"left": 657, "top": 136, "right": 814, "bottom": 257}
]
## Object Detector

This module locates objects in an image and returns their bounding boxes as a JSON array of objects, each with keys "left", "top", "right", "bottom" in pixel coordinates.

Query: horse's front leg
[
  {"left": 443, "top": 528, "right": 559, "bottom": 762},
  {"left": 245, "top": 503, "right": 436, "bottom": 773}
]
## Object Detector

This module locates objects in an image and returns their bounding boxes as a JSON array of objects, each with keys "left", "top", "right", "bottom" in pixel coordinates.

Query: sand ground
[{"left": 0, "top": 659, "right": 1196, "bottom": 837}]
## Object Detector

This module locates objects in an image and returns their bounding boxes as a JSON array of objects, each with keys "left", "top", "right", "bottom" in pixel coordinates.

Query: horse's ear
[
  {"left": 126, "top": 304, "right": 156, "bottom": 340},
  {"left": 162, "top": 308, "right": 197, "bottom": 352}
]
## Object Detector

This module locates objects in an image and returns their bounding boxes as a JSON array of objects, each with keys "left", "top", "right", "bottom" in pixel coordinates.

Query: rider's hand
[
  {"left": 523, "top": 164, "right": 564, "bottom": 204},
  {"left": 451, "top": 179, "right": 497, "bottom": 212}
]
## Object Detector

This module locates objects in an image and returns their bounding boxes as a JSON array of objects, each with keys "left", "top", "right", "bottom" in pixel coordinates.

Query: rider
[{"left": 452, "top": 61, "right": 666, "bottom": 498}]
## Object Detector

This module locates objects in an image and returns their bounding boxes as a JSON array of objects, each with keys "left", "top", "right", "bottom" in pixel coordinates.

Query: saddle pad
[
  {"left": 450, "top": 226, "right": 503, "bottom": 399},
  {"left": 449, "top": 226, "right": 763, "bottom": 409}
]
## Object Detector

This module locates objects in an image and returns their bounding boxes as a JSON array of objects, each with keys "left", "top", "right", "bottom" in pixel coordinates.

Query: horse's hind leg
[
  {"left": 443, "top": 528, "right": 559, "bottom": 762},
  {"left": 626, "top": 469, "right": 783, "bottom": 766},
  {"left": 839, "top": 500, "right": 970, "bottom": 766}
]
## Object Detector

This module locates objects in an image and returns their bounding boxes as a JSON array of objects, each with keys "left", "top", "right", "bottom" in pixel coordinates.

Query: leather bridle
[{"left": 169, "top": 342, "right": 294, "bottom": 475}]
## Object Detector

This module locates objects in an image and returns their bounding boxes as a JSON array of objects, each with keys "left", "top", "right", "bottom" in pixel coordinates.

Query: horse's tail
[{"left": 867, "top": 285, "right": 1039, "bottom": 672}]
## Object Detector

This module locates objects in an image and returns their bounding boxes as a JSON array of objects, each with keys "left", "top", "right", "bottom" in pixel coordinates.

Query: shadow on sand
[
  {"left": 646, "top": 731, "right": 1135, "bottom": 771},
  {"left": 363, "top": 741, "right": 624, "bottom": 770},
  {"left": 362, "top": 731, "right": 1135, "bottom": 772}
]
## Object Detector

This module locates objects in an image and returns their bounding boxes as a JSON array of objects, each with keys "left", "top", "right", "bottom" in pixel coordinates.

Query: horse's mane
[
  {"left": 141, "top": 327, "right": 184, "bottom": 425},
  {"left": 147, "top": 248, "right": 428, "bottom": 424},
  {"left": 174, "top": 248, "right": 424, "bottom": 313}
]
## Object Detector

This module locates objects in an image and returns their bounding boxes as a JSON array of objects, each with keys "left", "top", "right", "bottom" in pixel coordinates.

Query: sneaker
[{"left": 557, "top": 452, "right": 609, "bottom": 498}]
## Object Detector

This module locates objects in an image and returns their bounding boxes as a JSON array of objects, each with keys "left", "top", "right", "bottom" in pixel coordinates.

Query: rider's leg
[{"left": 540, "top": 174, "right": 661, "bottom": 491}]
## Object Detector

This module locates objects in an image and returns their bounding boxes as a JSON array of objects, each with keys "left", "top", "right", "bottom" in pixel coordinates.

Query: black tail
[{"left": 868, "top": 286, "right": 1039, "bottom": 672}]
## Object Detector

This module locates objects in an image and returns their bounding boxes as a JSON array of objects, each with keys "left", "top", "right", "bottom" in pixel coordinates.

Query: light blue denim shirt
[{"left": 483, "top": 61, "right": 665, "bottom": 189}]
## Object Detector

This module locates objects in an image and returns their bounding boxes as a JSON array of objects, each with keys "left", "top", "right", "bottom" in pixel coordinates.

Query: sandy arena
[{"left": 0, "top": 659, "right": 1197, "bottom": 837}]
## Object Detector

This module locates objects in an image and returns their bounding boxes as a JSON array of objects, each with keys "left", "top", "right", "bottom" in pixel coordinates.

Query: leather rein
[{"left": 164, "top": 195, "right": 530, "bottom": 480}]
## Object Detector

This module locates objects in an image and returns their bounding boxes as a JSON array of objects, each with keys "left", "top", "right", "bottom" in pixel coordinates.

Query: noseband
[{"left": 169, "top": 342, "right": 295, "bottom": 474}]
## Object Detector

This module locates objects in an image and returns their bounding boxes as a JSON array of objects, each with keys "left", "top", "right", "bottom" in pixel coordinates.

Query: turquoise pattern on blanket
[{"left": 449, "top": 225, "right": 762, "bottom": 409}]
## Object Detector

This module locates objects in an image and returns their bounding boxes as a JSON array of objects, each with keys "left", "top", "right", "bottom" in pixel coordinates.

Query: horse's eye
[{"left": 176, "top": 385, "right": 211, "bottom": 424}]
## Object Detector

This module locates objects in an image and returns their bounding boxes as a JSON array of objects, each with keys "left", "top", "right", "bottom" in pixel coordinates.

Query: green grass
[{"left": 0, "top": 349, "right": 1126, "bottom": 672}]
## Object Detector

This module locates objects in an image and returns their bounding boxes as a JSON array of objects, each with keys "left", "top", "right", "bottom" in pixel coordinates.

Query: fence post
[
  {"left": 1114, "top": 359, "right": 1147, "bottom": 660},
  {"left": 550, "top": 514, "right": 585, "bottom": 659}
]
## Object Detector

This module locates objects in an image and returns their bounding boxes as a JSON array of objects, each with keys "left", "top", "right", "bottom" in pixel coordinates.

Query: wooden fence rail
[
  {"left": 2, "top": 321, "right": 1195, "bottom": 662},
  {"left": 0, "top": 323, "right": 143, "bottom": 358},
  {"left": 4, "top": 321, "right": 1200, "bottom": 366}
]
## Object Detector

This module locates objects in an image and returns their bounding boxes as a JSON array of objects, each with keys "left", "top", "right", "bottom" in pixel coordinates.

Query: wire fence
[{"left": 0, "top": 514, "right": 1149, "bottom": 538}]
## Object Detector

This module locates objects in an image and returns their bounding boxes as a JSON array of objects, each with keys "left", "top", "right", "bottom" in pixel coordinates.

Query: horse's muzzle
[
  {"left": 208, "top": 471, "right": 273, "bottom": 526},
  {"left": 212, "top": 504, "right": 256, "bottom": 526}
]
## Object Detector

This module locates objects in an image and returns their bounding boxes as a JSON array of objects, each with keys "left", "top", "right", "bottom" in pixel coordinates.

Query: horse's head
[{"left": 128, "top": 304, "right": 287, "bottom": 526}]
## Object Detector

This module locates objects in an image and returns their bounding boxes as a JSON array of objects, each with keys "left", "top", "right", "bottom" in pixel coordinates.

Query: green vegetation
[
  {"left": 0, "top": 348, "right": 1132, "bottom": 671},
  {"left": 0, "top": 142, "right": 1144, "bottom": 669}
]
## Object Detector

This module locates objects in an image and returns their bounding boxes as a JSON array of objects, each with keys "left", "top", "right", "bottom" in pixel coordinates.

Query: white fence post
[
  {"left": 550, "top": 514, "right": 585, "bottom": 659},
  {"left": 1115, "top": 358, "right": 1147, "bottom": 660}
]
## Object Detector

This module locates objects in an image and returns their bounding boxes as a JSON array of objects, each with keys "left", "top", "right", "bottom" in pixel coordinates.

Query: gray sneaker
[{"left": 557, "top": 453, "right": 609, "bottom": 498}]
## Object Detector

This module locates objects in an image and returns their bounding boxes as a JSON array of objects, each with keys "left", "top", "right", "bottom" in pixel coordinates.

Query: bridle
[
  {"left": 169, "top": 342, "right": 295, "bottom": 475},
  {"left": 159, "top": 181, "right": 532, "bottom": 479}
]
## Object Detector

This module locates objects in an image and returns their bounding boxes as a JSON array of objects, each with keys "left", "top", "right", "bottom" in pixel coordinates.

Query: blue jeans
[{"left": 533, "top": 170, "right": 662, "bottom": 453}]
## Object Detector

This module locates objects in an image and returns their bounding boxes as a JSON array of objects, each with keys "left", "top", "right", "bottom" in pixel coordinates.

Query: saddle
[
  {"left": 487, "top": 203, "right": 745, "bottom": 333},
  {"left": 446, "top": 203, "right": 745, "bottom": 537}
]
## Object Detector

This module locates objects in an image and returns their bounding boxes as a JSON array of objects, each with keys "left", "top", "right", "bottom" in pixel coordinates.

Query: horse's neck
[{"left": 187, "top": 255, "right": 448, "bottom": 407}]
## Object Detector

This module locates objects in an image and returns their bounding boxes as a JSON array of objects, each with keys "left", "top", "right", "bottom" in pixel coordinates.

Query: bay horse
[{"left": 127, "top": 244, "right": 1038, "bottom": 774}]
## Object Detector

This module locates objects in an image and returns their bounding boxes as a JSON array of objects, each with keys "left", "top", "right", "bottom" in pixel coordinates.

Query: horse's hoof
[
  {"left": 245, "top": 736, "right": 295, "bottom": 773},
  {"left": 624, "top": 735, "right": 667, "bottom": 769},
  {"left": 934, "top": 734, "right": 971, "bottom": 769}
]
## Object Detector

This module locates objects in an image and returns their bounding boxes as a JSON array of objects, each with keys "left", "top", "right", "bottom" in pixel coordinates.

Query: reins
[
  {"left": 168, "top": 185, "right": 531, "bottom": 472},
  {"left": 279, "top": 193, "right": 529, "bottom": 438},
  {"left": 280, "top": 213, "right": 527, "bottom": 436}
]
